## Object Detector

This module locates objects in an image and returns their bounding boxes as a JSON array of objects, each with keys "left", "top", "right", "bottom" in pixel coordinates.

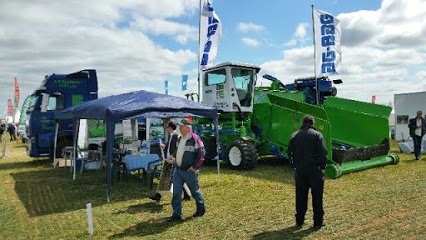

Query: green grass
[{"left": 0, "top": 141, "right": 425, "bottom": 239}]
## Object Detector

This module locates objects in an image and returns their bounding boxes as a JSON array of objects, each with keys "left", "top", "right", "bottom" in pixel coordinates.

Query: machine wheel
[
  {"left": 202, "top": 136, "right": 217, "bottom": 164},
  {"left": 226, "top": 139, "right": 258, "bottom": 170}
]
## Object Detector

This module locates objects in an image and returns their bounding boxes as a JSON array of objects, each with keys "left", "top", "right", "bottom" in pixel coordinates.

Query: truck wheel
[
  {"left": 226, "top": 139, "right": 258, "bottom": 170},
  {"left": 202, "top": 136, "right": 217, "bottom": 164}
]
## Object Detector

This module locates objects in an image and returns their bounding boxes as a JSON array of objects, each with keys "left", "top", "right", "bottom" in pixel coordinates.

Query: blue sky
[{"left": 1, "top": 0, "right": 425, "bottom": 119}]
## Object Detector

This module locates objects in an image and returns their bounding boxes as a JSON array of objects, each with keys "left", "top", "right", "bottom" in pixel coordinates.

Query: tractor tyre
[
  {"left": 226, "top": 139, "right": 258, "bottom": 170},
  {"left": 202, "top": 136, "right": 217, "bottom": 165}
]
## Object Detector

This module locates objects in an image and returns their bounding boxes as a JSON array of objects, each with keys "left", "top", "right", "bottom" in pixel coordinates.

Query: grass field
[{"left": 0, "top": 140, "right": 425, "bottom": 239}]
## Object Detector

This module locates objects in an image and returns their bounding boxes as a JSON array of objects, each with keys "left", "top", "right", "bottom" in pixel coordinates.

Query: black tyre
[
  {"left": 202, "top": 136, "right": 217, "bottom": 165},
  {"left": 225, "top": 138, "right": 258, "bottom": 170}
]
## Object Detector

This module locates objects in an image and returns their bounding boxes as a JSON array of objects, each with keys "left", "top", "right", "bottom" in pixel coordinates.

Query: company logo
[{"left": 319, "top": 13, "right": 337, "bottom": 74}]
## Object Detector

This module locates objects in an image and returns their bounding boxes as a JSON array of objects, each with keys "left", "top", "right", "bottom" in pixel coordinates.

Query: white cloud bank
[
  {"left": 261, "top": 0, "right": 426, "bottom": 105},
  {"left": 0, "top": 0, "right": 199, "bottom": 114}
]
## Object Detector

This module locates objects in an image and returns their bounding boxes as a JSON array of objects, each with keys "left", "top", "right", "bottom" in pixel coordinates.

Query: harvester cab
[{"left": 201, "top": 62, "right": 260, "bottom": 113}]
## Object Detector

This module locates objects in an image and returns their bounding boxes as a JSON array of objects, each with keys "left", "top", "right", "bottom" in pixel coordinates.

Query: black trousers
[
  {"left": 413, "top": 135, "right": 423, "bottom": 158},
  {"left": 295, "top": 170, "right": 324, "bottom": 225}
]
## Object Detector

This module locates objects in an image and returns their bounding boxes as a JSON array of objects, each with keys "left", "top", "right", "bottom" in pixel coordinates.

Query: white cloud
[
  {"left": 262, "top": 0, "right": 426, "bottom": 105},
  {"left": 285, "top": 23, "right": 309, "bottom": 47},
  {"left": 238, "top": 22, "right": 266, "bottom": 33},
  {"left": 0, "top": 1, "right": 199, "bottom": 114},
  {"left": 242, "top": 38, "right": 259, "bottom": 47},
  {"left": 132, "top": 17, "right": 197, "bottom": 44},
  {"left": 338, "top": 0, "right": 426, "bottom": 48}
]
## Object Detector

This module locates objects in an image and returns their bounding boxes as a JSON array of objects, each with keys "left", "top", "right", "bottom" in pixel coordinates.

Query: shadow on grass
[
  {"left": 403, "top": 159, "right": 420, "bottom": 164},
  {"left": 252, "top": 225, "right": 318, "bottom": 240},
  {"left": 113, "top": 202, "right": 164, "bottom": 215},
  {"left": 109, "top": 217, "right": 185, "bottom": 239},
  {"left": 0, "top": 158, "right": 50, "bottom": 171},
  {"left": 11, "top": 168, "right": 155, "bottom": 217},
  {"left": 12, "top": 144, "right": 27, "bottom": 149},
  {"left": 213, "top": 158, "right": 296, "bottom": 185}
]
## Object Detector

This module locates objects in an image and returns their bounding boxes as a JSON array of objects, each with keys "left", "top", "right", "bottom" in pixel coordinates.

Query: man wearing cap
[
  {"left": 288, "top": 115, "right": 327, "bottom": 229},
  {"left": 168, "top": 119, "right": 205, "bottom": 221},
  {"left": 408, "top": 110, "right": 426, "bottom": 160},
  {"left": 149, "top": 121, "right": 191, "bottom": 202}
]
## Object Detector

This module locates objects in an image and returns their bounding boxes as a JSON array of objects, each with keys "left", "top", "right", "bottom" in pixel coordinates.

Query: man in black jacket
[
  {"left": 408, "top": 111, "right": 426, "bottom": 160},
  {"left": 288, "top": 115, "right": 327, "bottom": 229},
  {"left": 7, "top": 123, "right": 16, "bottom": 142}
]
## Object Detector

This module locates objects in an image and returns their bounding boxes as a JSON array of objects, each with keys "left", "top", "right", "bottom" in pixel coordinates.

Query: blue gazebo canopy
[
  {"left": 55, "top": 90, "right": 217, "bottom": 120},
  {"left": 55, "top": 90, "right": 219, "bottom": 202}
]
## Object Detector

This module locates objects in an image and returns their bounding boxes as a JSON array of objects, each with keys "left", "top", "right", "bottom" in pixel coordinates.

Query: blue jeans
[
  {"left": 413, "top": 135, "right": 423, "bottom": 158},
  {"left": 172, "top": 168, "right": 205, "bottom": 217}
]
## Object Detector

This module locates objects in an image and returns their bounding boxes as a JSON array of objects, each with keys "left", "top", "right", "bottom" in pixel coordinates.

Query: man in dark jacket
[
  {"left": 408, "top": 111, "right": 426, "bottom": 160},
  {"left": 7, "top": 123, "right": 16, "bottom": 141},
  {"left": 168, "top": 119, "right": 205, "bottom": 221},
  {"left": 0, "top": 123, "right": 5, "bottom": 144},
  {"left": 288, "top": 115, "right": 327, "bottom": 229}
]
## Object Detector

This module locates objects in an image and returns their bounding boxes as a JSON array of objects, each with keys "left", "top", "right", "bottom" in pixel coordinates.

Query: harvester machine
[{"left": 196, "top": 62, "right": 398, "bottom": 178}]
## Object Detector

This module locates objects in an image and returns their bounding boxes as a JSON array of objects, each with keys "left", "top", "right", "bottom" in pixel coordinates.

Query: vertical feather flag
[
  {"left": 313, "top": 8, "right": 341, "bottom": 77},
  {"left": 182, "top": 74, "right": 188, "bottom": 91},
  {"left": 199, "top": 0, "right": 222, "bottom": 70},
  {"left": 14, "top": 77, "right": 20, "bottom": 107},
  {"left": 7, "top": 99, "right": 14, "bottom": 116}
]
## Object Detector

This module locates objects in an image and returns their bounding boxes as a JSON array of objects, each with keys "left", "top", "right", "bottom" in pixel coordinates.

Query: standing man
[
  {"left": 149, "top": 121, "right": 190, "bottom": 202},
  {"left": 7, "top": 123, "right": 16, "bottom": 142},
  {"left": 0, "top": 122, "right": 5, "bottom": 144},
  {"left": 288, "top": 115, "right": 327, "bottom": 229},
  {"left": 408, "top": 111, "right": 426, "bottom": 160},
  {"left": 168, "top": 119, "right": 205, "bottom": 221}
]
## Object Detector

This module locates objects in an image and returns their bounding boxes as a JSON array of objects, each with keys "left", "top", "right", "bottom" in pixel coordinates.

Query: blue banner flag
[
  {"left": 182, "top": 74, "right": 188, "bottom": 91},
  {"left": 164, "top": 80, "right": 168, "bottom": 95}
]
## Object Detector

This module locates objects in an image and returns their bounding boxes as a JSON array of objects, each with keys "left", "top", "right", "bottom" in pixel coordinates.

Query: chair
[
  {"left": 79, "top": 144, "right": 102, "bottom": 174},
  {"left": 123, "top": 154, "right": 162, "bottom": 188}
]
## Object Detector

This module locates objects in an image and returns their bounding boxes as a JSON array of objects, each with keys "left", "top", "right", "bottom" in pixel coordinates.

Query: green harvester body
[{"left": 196, "top": 62, "right": 398, "bottom": 178}]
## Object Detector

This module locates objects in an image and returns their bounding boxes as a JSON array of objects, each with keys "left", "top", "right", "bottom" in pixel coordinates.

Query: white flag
[
  {"left": 199, "top": 0, "right": 222, "bottom": 70},
  {"left": 313, "top": 8, "right": 341, "bottom": 77}
]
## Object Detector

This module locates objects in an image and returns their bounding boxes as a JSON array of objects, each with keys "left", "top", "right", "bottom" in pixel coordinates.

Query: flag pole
[
  {"left": 197, "top": 0, "right": 202, "bottom": 101},
  {"left": 311, "top": 5, "right": 320, "bottom": 105}
]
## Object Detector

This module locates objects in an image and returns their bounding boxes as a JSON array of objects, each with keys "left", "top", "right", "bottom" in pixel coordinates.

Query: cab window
[
  {"left": 231, "top": 68, "right": 254, "bottom": 107},
  {"left": 206, "top": 69, "right": 226, "bottom": 85}
]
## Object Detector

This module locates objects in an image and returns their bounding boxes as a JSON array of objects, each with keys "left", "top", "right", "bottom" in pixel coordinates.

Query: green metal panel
[
  {"left": 323, "top": 97, "right": 392, "bottom": 147},
  {"left": 253, "top": 91, "right": 332, "bottom": 160}
]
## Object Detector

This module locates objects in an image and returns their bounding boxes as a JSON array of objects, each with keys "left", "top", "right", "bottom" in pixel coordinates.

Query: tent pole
[
  {"left": 214, "top": 116, "right": 220, "bottom": 180},
  {"left": 73, "top": 119, "right": 80, "bottom": 180},
  {"left": 53, "top": 121, "right": 59, "bottom": 169},
  {"left": 106, "top": 118, "right": 114, "bottom": 202}
]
